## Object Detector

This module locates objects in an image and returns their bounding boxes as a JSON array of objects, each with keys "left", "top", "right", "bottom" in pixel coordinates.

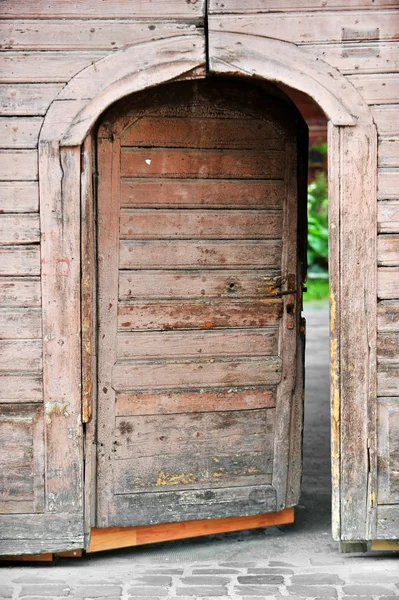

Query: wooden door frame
[{"left": 38, "top": 30, "right": 377, "bottom": 550}]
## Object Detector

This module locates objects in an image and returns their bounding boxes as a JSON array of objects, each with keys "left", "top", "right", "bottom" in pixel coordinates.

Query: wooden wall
[{"left": 0, "top": 0, "right": 398, "bottom": 541}]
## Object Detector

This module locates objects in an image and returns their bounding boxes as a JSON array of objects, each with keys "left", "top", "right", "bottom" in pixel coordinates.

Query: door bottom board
[{"left": 87, "top": 508, "right": 295, "bottom": 553}]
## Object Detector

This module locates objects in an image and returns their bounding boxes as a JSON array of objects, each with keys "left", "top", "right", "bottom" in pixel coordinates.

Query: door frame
[{"left": 38, "top": 30, "right": 377, "bottom": 549}]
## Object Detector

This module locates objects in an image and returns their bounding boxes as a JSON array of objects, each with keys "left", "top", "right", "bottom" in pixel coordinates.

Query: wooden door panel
[{"left": 96, "top": 79, "right": 305, "bottom": 527}]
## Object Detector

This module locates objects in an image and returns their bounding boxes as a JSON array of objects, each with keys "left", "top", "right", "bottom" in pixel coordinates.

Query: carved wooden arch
[{"left": 38, "top": 30, "right": 376, "bottom": 545}]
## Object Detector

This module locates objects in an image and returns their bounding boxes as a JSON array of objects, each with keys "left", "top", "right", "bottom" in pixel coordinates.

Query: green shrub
[{"left": 307, "top": 171, "right": 328, "bottom": 274}]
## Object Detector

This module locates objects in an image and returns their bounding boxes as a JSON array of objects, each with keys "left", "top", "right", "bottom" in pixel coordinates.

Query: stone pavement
[{"left": 1, "top": 307, "right": 398, "bottom": 599}]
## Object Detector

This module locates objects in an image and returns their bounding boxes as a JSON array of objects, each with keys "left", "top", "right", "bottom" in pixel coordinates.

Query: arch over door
[{"left": 95, "top": 78, "right": 307, "bottom": 528}]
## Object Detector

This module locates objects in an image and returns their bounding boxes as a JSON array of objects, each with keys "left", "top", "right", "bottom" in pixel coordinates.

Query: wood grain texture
[
  {"left": 0, "top": 340, "right": 42, "bottom": 371},
  {"left": 119, "top": 209, "right": 283, "bottom": 240},
  {"left": 120, "top": 179, "right": 284, "bottom": 209},
  {"left": 0, "top": 151, "right": 38, "bottom": 181},
  {"left": 0, "top": 21, "right": 198, "bottom": 51},
  {"left": 0, "top": 374, "right": 42, "bottom": 402},
  {"left": 0, "top": 308, "right": 41, "bottom": 339},
  {"left": 0, "top": 84, "right": 63, "bottom": 116},
  {"left": 379, "top": 139, "right": 399, "bottom": 168},
  {"left": 0, "top": 247, "right": 40, "bottom": 276},
  {"left": 348, "top": 74, "right": 399, "bottom": 104},
  {"left": 0, "top": 118, "right": 42, "bottom": 149},
  {"left": 0, "top": 215, "right": 39, "bottom": 244},
  {"left": 376, "top": 505, "right": 399, "bottom": 539},
  {"left": 378, "top": 170, "right": 399, "bottom": 200},
  {"left": 0, "top": 182, "right": 38, "bottom": 213},
  {"left": 0, "top": 404, "right": 44, "bottom": 514},
  {"left": 378, "top": 333, "right": 399, "bottom": 362},
  {"left": 119, "top": 240, "right": 282, "bottom": 270},
  {"left": 118, "top": 299, "right": 283, "bottom": 331},
  {"left": 378, "top": 201, "right": 399, "bottom": 233},
  {"left": 307, "top": 42, "right": 399, "bottom": 75},
  {"left": 115, "top": 388, "right": 276, "bottom": 416},
  {"left": 378, "top": 300, "right": 399, "bottom": 332},
  {"left": 0, "top": 277, "right": 41, "bottom": 307},
  {"left": 209, "top": 0, "right": 399, "bottom": 13},
  {"left": 0, "top": 1, "right": 205, "bottom": 20},
  {"left": 372, "top": 105, "right": 399, "bottom": 137},
  {"left": 378, "top": 267, "right": 399, "bottom": 298},
  {"left": 116, "top": 329, "right": 278, "bottom": 360},
  {"left": 378, "top": 364, "right": 399, "bottom": 396},
  {"left": 378, "top": 234, "right": 399, "bottom": 265}
]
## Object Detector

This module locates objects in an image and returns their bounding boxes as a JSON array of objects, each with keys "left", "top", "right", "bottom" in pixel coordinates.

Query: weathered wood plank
[
  {"left": 378, "top": 300, "right": 399, "bottom": 332},
  {"left": 210, "top": 12, "right": 399, "bottom": 45},
  {"left": 0, "top": 277, "right": 41, "bottom": 307},
  {"left": 0, "top": 118, "right": 42, "bottom": 149},
  {"left": 120, "top": 179, "right": 284, "bottom": 209},
  {"left": 0, "top": 404, "right": 44, "bottom": 514},
  {"left": 119, "top": 240, "right": 282, "bottom": 270},
  {"left": 379, "top": 138, "right": 399, "bottom": 168},
  {"left": 0, "top": 373, "right": 42, "bottom": 402},
  {"left": 378, "top": 266, "right": 399, "bottom": 298},
  {"left": 120, "top": 148, "right": 285, "bottom": 179},
  {"left": 0, "top": 513, "right": 83, "bottom": 541},
  {"left": 378, "top": 333, "right": 399, "bottom": 362},
  {"left": 308, "top": 42, "right": 399, "bottom": 75},
  {"left": 0, "top": 151, "right": 37, "bottom": 181},
  {"left": 113, "top": 357, "right": 282, "bottom": 392},
  {"left": 115, "top": 387, "right": 276, "bottom": 416},
  {"left": 377, "top": 399, "right": 399, "bottom": 503},
  {"left": 0, "top": 84, "right": 63, "bottom": 116},
  {"left": 120, "top": 209, "right": 282, "bottom": 240},
  {"left": 0, "top": 246, "right": 40, "bottom": 276},
  {"left": 378, "top": 170, "right": 399, "bottom": 200},
  {"left": 0, "top": 21, "right": 198, "bottom": 51},
  {"left": 378, "top": 364, "right": 399, "bottom": 396},
  {"left": 0, "top": 215, "right": 39, "bottom": 244},
  {"left": 0, "top": 1, "right": 205, "bottom": 20},
  {"left": 0, "top": 308, "right": 41, "bottom": 339},
  {"left": 110, "top": 485, "right": 277, "bottom": 528},
  {"left": 209, "top": 0, "right": 399, "bottom": 13},
  {"left": 118, "top": 299, "right": 283, "bottom": 331},
  {"left": 372, "top": 105, "right": 399, "bottom": 137},
  {"left": 378, "top": 234, "right": 399, "bottom": 265},
  {"left": 121, "top": 117, "right": 281, "bottom": 148},
  {"left": 117, "top": 328, "right": 278, "bottom": 360},
  {"left": 0, "top": 182, "right": 38, "bottom": 213},
  {"left": 376, "top": 505, "right": 399, "bottom": 539},
  {"left": 378, "top": 201, "right": 399, "bottom": 233},
  {"left": 0, "top": 51, "right": 107, "bottom": 84},
  {"left": 119, "top": 270, "right": 280, "bottom": 300},
  {"left": 0, "top": 340, "right": 42, "bottom": 371},
  {"left": 348, "top": 74, "right": 399, "bottom": 104}
]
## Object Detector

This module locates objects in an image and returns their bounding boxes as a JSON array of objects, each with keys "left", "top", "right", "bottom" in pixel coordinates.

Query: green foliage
[
  {"left": 303, "top": 278, "right": 329, "bottom": 302},
  {"left": 307, "top": 171, "right": 328, "bottom": 274}
]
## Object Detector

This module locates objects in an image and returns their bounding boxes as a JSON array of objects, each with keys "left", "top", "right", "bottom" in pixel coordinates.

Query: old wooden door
[{"left": 95, "top": 78, "right": 307, "bottom": 528}]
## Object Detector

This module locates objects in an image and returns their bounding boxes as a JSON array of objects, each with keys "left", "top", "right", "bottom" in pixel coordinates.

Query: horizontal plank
[
  {"left": 372, "top": 105, "right": 399, "bottom": 137},
  {"left": 0, "top": 308, "right": 42, "bottom": 339},
  {"left": 0, "top": 214, "right": 39, "bottom": 244},
  {"left": 0, "top": 150, "right": 37, "bottom": 181},
  {"left": 0, "top": 51, "right": 107, "bottom": 83},
  {"left": 378, "top": 234, "right": 399, "bottom": 265},
  {"left": 115, "top": 387, "right": 276, "bottom": 416},
  {"left": 378, "top": 170, "right": 399, "bottom": 200},
  {"left": 0, "top": 20, "right": 197, "bottom": 51},
  {"left": 117, "top": 328, "right": 278, "bottom": 360},
  {"left": 121, "top": 117, "right": 282, "bottom": 148},
  {"left": 121, "top": 148, "right": 285, "bottom": 179},
  {"left": 119, "top": 209, "right": 283, "bottom": 240},
  {"left": 0, "top": 373, "right": 42, "bottom": 401},
  {"left": 0, "top": 246, "right": 40, "bottom": 276},
  {"left": 119, "top": 270, "right": 281, "bottom": 300},
  {"left": 114, "top": 453, "right": 273, "bottom": 494},
  {"left": 0, "top": 1, "right": 205, "bottom": 20},
  {"left": 348, "top": 74, "right": 399, "bottom": 104},
  {"left": 0, "top": 117, "right": 42, "bottom": 149},
  {"left": 376, "top": 505, "right": 399, "bottom": 539},
  {"left": 307, "top": 42, "right": 399, "bottom": 75},
  {"left": 210, "top": 11, "right": 399, "bottom": 44},
  {"left": 118, "top": 299, "right": 283, "bottom": 331},
  {"left": 0, "top": 340, "right": 42, "bottom": 371},
  {"left": 0, "top": 83, "right": 63, "bottom": 116},
  {"left": 378, "top": 363, "right": 399, "bottom": 396},
  {"left": 0, "top": 512, "right": 83, "bottom": 541},
  {"left": 119, "top": 240, "right": 282, "bottom": 269},
  {"left": 378, "top": 300, "right": 399, "bottom": 332},
  {"left": 110, "top": 485, "right": 276, "bottom": 527},
  {"left": 120, "top": 179, "right": 284, "bottom": 209},
  {"left": 378, "top": 332, "right": 399, "bottom": 362},
  {"left": 0, "top": 182, "right": 38, "bottom": 213},
  {"left": 378, "top": 267, "right": 399, "bottom": 299},
  {"left": 209, "top": 1, "right": 399, "bottom": 13},
  {"left": 0, "top": 277, "right": 41, "bottom": 307},
  {"left": 112, "top": 357, "right": 282, "bottom": 391},
  {"left": 379, "top": 138, "right": 399, "bottom": 168},
  {"left": 378, "top": 201, "right": 399, "bottom": 233}
]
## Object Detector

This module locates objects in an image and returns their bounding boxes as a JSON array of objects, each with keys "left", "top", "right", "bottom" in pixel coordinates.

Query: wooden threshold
[
  {"left": 370, "top": 540, "right": 399, "bottom": 551},
  {"left": 87, "top": 507, "right": 294, "bottom": 553},
  {"left": 0, "top": 553, "right": 54, "bottom": 562}
]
